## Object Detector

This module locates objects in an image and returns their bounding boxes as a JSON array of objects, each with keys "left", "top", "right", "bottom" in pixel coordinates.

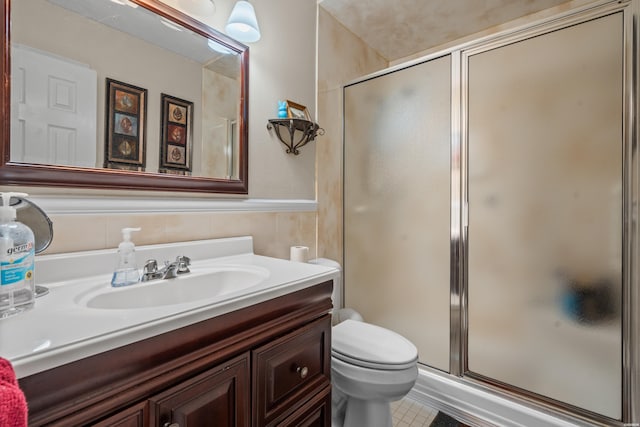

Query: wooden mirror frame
[{"left": 0, "top": 0, "right": 249, "bottom": 194}]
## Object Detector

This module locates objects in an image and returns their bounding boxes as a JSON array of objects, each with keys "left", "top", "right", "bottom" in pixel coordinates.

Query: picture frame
[
  {"left": 104, "top": 79, "right": 147, "bottom": 170},
  {"left": 286, "top": 100, "right": 311, "bottom": 121},
  {"left": 160, "top": 93, "right": 193, "bottom": 173}
]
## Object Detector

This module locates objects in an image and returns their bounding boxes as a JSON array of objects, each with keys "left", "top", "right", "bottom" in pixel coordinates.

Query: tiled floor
[{"left": 391, "top": 396, "right": 439, "bottom": 427}]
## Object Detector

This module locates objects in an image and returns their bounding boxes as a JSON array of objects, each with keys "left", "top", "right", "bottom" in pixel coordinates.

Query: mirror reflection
[{"left": 10, "top": 0, "right": 242, "bottom": 180}]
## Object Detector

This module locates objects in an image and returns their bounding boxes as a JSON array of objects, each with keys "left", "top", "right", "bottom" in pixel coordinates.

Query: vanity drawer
[
  {"left": 252, "top": 315, "right": 331, "bottom": 427},
  {"left": 277, "top": 384, "right": 331, "bottom": 427}
]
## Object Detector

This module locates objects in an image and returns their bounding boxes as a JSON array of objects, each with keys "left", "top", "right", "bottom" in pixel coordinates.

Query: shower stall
[{"left": 342, "top": 1, "right": 637, "bottom": 425}]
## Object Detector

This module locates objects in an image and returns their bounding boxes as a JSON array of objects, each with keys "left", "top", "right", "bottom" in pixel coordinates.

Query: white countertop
[{"left": 0, "top": 237, "right": 338, "bottom": 378}]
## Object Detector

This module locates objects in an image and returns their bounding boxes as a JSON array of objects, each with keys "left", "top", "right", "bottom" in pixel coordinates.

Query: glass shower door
[
  {"left": 344, "top": 55, "right": 452, "bottom": 371},
  {"left": 465, "top": 12, "right": 623, "bottom": 419}
]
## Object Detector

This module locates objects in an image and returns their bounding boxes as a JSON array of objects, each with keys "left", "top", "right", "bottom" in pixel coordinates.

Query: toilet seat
[{"left": 332, "top": 319, "right": 418, "bottom": 370}]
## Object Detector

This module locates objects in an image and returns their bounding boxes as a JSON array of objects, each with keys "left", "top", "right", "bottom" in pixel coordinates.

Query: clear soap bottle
[
  {"left": 0, "top": 192, "right": 36, "bottom": 318},
  {"left": 111, "top": 227, "right": 141, "bottom": 287}
]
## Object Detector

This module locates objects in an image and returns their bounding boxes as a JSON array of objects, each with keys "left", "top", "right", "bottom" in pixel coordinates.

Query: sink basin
[{"left": 75, "top": 265, "right": 270, "bottom": 310}]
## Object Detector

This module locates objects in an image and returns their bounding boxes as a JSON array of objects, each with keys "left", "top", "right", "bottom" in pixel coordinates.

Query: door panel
[
  {"left": 466, "top": 12, "right": 623, "bottom": 418},
  {"left": 344, "top": 55, "right": 452, "bottom": 371},
  {"left": 10, "top": 44, "right": 97, "bottom": 167}
]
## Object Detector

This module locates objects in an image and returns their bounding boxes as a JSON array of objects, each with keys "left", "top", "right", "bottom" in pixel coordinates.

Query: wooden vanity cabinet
[{"left": 19, "top": 281, "right": 333, "bottom": 427}]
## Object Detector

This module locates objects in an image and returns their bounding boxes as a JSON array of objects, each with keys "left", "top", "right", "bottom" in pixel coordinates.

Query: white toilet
[{"left": 309, "top": 259, "right": 419, "bottom": 427}]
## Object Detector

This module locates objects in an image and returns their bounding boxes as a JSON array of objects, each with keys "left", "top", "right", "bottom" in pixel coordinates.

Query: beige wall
[
  {"left": 154, "top": 0, "right": 320, "bottom": 199},
  {"left": 5, "top": 0, "right": 319, "bottom": 258}
]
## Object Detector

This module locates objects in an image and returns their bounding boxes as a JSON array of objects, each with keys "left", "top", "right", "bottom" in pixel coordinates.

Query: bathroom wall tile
[
  {"left": 39, "top": 210, "right": 316, "bottom": 258},
  {"left": 106, "top": 214, "right": 168, "bottom": 248},
  {"left": 317, "top": 10, "right": 387, "bottom": 263},
  {"left": 208, "top": 211, "right": 279, "bottom": 257},
  {"left": 275, "top": 212, "right": 317, "bottom": 261},
  {"left": 164, "top": 212, "right": 214, "bottom": 242},
  {"left": 44, "top": 214, "right": 108, "bottom": 254},
  {"left": 317, "top": 87, "right": 343, "bottom": 263}
]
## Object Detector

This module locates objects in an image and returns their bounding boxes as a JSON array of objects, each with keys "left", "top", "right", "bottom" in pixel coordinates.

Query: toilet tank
[
  {"left": 309, "top": 259, "right": 364, "bottom": 325},
  {"left": 309, "top": 258, "right": 342, "bottom": 310}
]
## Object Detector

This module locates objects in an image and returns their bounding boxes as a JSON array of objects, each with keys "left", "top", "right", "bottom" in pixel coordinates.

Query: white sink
[{"left": 75, "top": 265, "right": 270, "bottom": 310}]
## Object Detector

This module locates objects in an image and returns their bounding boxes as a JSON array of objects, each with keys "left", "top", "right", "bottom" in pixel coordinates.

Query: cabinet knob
[
  {"left": 296, "top": 365, "right": 309, "bottom": 379},
  {"left": 163, "top": 423, "right": 180, "bottom": 427}
]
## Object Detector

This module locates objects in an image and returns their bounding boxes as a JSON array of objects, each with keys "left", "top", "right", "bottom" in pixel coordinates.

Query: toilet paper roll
[{"left": 290, "top": 246, "right": 309, "bottom": 263}]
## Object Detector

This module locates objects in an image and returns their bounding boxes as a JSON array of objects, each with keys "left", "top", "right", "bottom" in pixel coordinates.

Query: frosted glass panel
[
  {"left": 467, "top": 13, "right": 623, "bottom": 418},
  {"left": 344, "top": 56, "right": 451, "bottom": 371}
]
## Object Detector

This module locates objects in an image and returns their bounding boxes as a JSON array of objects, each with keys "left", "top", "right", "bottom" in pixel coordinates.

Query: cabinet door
[
  {"left": 149, "top": 353, "right": 250, "bottom": 427},
  {"left": 253, "top": 315, "right": 331, "bottom": 426},
  {"left": 92, "top": 401, "right": 147, "bottom": 427}
]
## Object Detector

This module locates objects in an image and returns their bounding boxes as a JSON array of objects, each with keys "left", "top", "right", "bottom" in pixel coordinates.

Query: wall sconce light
[
  {"left": 178, "top": 0, "right": 215, "bottom": 16},
  {"left": 226, "top": 1, "right": 261, "bottom": 43}
]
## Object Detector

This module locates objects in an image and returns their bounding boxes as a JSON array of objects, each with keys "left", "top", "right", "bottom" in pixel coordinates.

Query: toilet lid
[{"left": 332, "top": 320, "right": 418, "bottom": 370}]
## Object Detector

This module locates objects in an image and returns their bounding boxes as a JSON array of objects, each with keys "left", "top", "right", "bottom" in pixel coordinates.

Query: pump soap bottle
[
  {"left": 111, "top": 227, "right": 141, "bottom": 287},
  {"left": 0, "top": 192, "right": 36, "bottom": 318}
]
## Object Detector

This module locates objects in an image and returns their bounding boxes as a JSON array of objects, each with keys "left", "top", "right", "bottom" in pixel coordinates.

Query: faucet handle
[
  {"left": 175, "top": 255, "right": 191, "bottom": 274},
  {"left": 143, "top": 259, "right": 159, "bottom": 273},
  {"left": 175, "top": 255, "right": 191, "bottom": 265}
]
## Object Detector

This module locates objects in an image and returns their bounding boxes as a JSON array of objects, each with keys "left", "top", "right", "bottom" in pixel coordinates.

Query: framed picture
[
  {"left": 286, "top": 100, "right": 311, "bottom": 120},
  {"left": 160, "top": 94, "right": 193, "bottom": 173},
  {"left": 104, "top": 79, "right": 147, "bottom": 170}
]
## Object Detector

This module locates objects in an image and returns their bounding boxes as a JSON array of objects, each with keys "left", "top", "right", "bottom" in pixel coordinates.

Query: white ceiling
[{"left": 319, "top": 0, "right": 572, "bottom": 62}]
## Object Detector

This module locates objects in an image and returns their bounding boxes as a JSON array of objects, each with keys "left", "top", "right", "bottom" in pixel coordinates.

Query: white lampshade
[
  {"left": 225, "top": 1, "right": 261, "bottom": 43},
  {"left": 178, "top": 0, "right": 215, "bottom": 16}
]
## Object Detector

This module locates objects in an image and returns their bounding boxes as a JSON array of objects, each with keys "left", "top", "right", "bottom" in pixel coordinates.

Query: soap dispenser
[
  {"left": 111, "top": 227, "right": 141, "bottom": 287},
  {"left": 0, "top": 192, "right": 36, "bottom": 318}
]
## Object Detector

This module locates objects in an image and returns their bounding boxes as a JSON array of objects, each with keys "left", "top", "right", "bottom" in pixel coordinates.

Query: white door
[{"left": 10, "top": 44, "right": 97, "bottom": 168}]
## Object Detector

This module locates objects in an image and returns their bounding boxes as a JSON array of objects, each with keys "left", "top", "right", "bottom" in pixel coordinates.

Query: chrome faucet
[{"left": 141, "top": 256, "right": 191, "bottom": 281}]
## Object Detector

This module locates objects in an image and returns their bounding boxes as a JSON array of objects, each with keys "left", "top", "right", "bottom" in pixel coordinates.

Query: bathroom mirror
[{"left": 0, "top": 0, "right": 249, "bottom": 194}]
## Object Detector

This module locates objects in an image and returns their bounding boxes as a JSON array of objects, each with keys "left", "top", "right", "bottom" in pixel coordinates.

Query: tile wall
[
  {"left": 43, "top": 210, "right": 317, "bottom": 260},
  {"left": 316, "top": 8, "right": 387, "bottom": 263}
]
